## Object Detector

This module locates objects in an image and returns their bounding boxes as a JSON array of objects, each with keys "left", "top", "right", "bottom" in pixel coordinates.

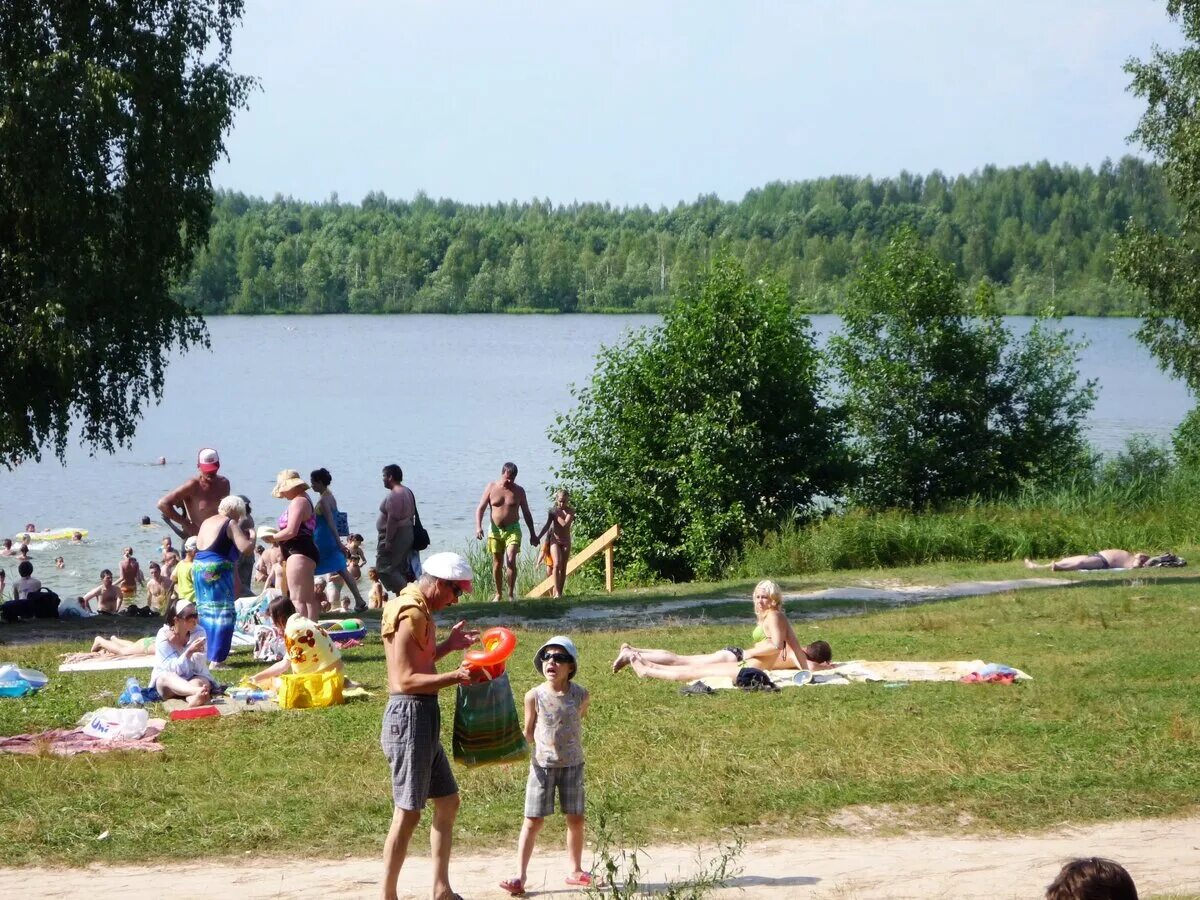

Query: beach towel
[
  {"left": 697, "top": 660, "right": 1032, "bottom": 690},
  {"left": 452, "top": 672, "right": 528, "bottom": 767},
  {"left": 193, "top": 556, "right": 236, "bottom": 663},
  {"left": 0, "top": 719, "right": 166, "bottom": 755},
  {"left": 162, "top": 696, "right": 280, "bottom": 716}
]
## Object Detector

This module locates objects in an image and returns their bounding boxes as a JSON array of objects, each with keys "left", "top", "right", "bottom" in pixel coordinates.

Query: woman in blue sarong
[
  {"left": 310, "top": 468, "right": 366, "bottom": 612},
  {"left": 193, "top": 495, "right": 255, "bottom": 664}
]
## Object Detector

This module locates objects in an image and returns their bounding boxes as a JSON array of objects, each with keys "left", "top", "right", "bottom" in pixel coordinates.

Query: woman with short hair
[{"left": 193, "top": 494, "right": 255, "bottom": 664}]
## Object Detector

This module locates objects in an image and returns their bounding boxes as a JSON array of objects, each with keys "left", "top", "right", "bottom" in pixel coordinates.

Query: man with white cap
[
  {"left": 379, "top": 551, "right": 480, "bottom": 900},
  {"left": 157, "top": 448, "right": 231, "bottom": 540}
]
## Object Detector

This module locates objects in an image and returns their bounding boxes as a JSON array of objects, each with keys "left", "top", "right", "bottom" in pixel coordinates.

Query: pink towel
[{"left": 0, "top": 721, "right": 166, "bottom": 755}]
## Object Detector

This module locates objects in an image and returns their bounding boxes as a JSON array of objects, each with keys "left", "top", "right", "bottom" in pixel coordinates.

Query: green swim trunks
[{"left": 487, "top": 521, "right": 522, "bottom": 554}]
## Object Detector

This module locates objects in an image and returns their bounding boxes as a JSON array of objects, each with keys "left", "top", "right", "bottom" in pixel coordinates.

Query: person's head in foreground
[
  {"left": 217, "top": 494, "right": 246, "bottom": 522},
  {"left": 166, "top": 596, "right": 199, "bottom": 630},
  {"left": 1046, "top": 857, "right": 1137, "bottom": 900},
  {"left": 419, "top": 551, "right": 473, "bottom": 609},
  {"left": 534, "top": 635, "right": 578, "bottom": 682},
  {"left": 752, "top": 579, "right": 783, "bottom": 612}
]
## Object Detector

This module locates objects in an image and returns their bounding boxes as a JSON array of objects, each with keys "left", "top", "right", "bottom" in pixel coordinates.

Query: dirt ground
[{"left": 3, "top": 813, "right": 1197, "bottom": 899}]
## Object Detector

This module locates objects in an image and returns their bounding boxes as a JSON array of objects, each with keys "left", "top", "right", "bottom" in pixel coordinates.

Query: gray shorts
[
  {"left": 524, "top": 761, "right": 585, "bottom": 818},
  {"left": 381, "top": 693, "right": 457, "bottom": 810},
  {"left": 376, "top": 525, "right": 414, "bottom": 593}
]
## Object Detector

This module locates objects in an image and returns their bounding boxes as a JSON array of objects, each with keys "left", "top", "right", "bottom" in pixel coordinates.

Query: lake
[{"left": 1, "top": 314, "right": 1191, "bottom": 599}]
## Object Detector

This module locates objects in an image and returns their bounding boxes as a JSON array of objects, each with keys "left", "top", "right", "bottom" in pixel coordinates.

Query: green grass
[{"left": 0, "top": 567, "right": 1198, "bottom": 867}]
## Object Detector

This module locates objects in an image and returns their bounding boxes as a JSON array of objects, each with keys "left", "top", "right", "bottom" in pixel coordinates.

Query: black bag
[
  {"left": 28, "top": 588, "right": 61, "bottom": 618},
  {"left": 412, "top": 507, "right": 431, "bottom": 552},
  {"left": 734, "top": 667, "right": 780, "bottom": 692}
]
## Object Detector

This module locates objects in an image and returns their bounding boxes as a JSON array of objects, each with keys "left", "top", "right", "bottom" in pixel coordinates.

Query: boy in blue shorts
[{"left": 500, "top": 635, "right": 591, "bottom": 896}]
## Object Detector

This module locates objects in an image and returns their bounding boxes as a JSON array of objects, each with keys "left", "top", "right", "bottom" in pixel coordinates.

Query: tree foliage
[
  {"left": 0, "top": 1, "right": 252, "bottom": 467},
  {"left": 178, "top": 158, "right": 1170, "bottom": 317},
  {"left": 1114, "top": 1, "right": 1200, "bottom": 397},
  {"left": 550, "top": 257, "right": 844, "bottom": 581},
  {"left": 830, "top": 229, "right": 1096, "bottom": 510}
]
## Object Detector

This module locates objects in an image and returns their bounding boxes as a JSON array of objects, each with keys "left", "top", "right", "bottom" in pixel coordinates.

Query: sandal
[
  {"left": 499, "top": 878, "right": 526, "bottom": 896},
  {"left": 566, "top": 872, "right": 594, "bottom": 887}
]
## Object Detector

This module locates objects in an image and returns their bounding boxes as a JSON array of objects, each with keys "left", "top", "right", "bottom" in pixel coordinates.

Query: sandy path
[{"left": 5, "top": 814, "right": 1197, "bottom": 899}]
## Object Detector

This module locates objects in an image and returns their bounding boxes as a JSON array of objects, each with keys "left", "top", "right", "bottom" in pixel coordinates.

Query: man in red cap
[{"left": 157, "top": 448, "right": 232, "bottom": 539}]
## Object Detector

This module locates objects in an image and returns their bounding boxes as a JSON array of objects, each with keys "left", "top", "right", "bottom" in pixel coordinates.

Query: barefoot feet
[{"left": 612, "top": 643, "right": 634, "bottom": 673}]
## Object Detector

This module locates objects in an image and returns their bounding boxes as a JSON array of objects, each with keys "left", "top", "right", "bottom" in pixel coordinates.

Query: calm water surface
[{"left": 1, "top": 314, "right": 1190, "bottom": 598}]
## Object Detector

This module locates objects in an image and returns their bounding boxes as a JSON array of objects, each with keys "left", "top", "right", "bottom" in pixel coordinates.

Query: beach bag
[
  {"left": 452, "top": 672, "right": 528, "bottom": 767},
  {"left": 276, "top": 669, "right": 343, "bottom": 709},
  {"left": 80, "top": 707, "right": 149, "bottom": 740},
  {"left": 335, "top": 510, "right": 350, "bottom": 538},
  {"left": 27, "top": 588, "right": 60, "bottom": 619},
  {"left": 412, "top": 507, "right": 430, "bottom": 552}
]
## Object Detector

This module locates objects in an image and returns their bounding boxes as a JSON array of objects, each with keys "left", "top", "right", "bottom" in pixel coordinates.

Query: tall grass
[{"left": 735, "top": 438, "right": 1200, "bottom": 576}]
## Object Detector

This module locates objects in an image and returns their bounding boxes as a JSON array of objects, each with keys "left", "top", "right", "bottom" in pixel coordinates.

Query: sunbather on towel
[
  {"left": 611, "top": 580, "right": 835, "bottom": 682},
  {"left": 1024, "top": 549, "right": 1150, "bottom": 571},
  {"left": 87, "top": 634, "right": 156, "bottom": 657}
]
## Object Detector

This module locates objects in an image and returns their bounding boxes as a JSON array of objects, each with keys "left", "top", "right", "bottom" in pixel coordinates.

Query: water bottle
[
  {"left": 230, "top": 687, "right": 269, "bottom": 702},
  {"left": 124, "top": 677, "right": 145, "bottom": 707}
]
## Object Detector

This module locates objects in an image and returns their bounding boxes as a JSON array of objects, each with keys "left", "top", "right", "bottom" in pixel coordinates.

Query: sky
[{"left": 211, "top": 0, "right": 1183, "bottom": 208}]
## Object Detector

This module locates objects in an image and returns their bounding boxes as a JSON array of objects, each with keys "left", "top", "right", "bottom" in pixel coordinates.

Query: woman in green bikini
[{"left": 611, "top": 580, "right": 834, "bottom": 681}]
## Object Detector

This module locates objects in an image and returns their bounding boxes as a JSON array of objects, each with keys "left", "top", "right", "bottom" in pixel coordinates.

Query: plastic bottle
[
  {"left": 124, "top": 677, "right": 145, "bottom": 707},
  {"left": 230, "top": 687, "right": 270, "bottom": 702}
]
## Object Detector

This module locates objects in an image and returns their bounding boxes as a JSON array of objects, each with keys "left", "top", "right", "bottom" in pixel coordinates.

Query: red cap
[{"left": 197, "top": 448, "right": 220, "bottom": 473}]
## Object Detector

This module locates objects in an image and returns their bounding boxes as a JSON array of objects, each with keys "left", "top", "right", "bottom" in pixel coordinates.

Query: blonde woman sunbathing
[
  {"left": 1024, "top": 549, "right": 1150, "bottom": 572},
  {"left": 611, "top": 579, "right": 834, "bottom": 682}
]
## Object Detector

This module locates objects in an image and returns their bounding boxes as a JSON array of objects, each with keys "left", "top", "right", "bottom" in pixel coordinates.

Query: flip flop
[
  {"left": 499, "top": 878, "right": 525, "bottom": 896},
  {"left": 566, "top": 872, "right": 594, "bottom": 887}
]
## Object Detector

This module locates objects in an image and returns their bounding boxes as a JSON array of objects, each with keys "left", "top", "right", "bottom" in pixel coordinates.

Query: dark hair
[
  {"left": 238, "top": 494, "right": 251, "bottom": 512},
  {"left": 17, "top": 561, "right": 32, "bottom": 577},
  {"left": 310, "top": 467, "right": 332, "bottom": 487},
  {"left": 1046, "top": 858, "right": 1137, "bottom": 900},
  {"left": 2, "top": 539, "right": 10, "bottom": 548},
  {"left": 165, "top": 596, "right": 197, "bottom": 626},
  {"left": 803, "top": 640, "right": 832, "bottom": 664},
  {"left": 383, "top": 463, "right": 403, "bottom": 482},
  {"left": 502, "top": 461, "right": 518, "bottom": 477},
  {"left": 100, "top": 568, "right": 113, "bottom": 579},
  {"left": 268, "top": 595, "right": 297, "bottom": 628},
  {"left": 140, "top": 516, "right": 151, "bottom": 526},
  {"left": 351, "top": 532, "right": 363, "bottom": 542}
]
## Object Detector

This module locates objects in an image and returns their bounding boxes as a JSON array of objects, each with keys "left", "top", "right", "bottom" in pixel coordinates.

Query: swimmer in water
[
  {"left": 23, "top": 523, "right": 35, "bottom": 533},
  {"left": 140, "top": 515, "right": 155, "bottom": 527},
  {"left": 156, "top": 456, "right": 167, "bottom": 466},
  {"left": 55, "top": 556, "right": 65, "bottom": 569},
  {"left": 71, "top": 532, "right": 83, "bottom": 544}
]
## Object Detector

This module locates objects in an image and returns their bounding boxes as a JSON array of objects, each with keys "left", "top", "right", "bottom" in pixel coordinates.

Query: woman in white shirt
[{"left": 150, "top": 597, "right": 214, "bottom": 707}]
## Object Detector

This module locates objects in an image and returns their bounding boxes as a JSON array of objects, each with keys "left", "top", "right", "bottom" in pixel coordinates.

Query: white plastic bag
[{"left": 80, "top": 707, "right": 149, "bottom": 741}]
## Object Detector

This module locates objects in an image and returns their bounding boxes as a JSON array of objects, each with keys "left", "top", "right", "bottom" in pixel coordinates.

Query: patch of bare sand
[{"left": 4, "top": 813, "right": 1197, "bottom": 899}]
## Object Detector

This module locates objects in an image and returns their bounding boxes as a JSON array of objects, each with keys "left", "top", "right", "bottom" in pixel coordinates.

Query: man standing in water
[
  {"left": 118, "top": 547, "right": 145, "bottom": 605},
  {"left": 377, "top": 464, "right": 416, "bottom": 593},
  {"left": 474, "top": 462, "right": 538, "bottom": 602},
  {"left": 157, "top": 448, "right": 231, "bottom": 539}
]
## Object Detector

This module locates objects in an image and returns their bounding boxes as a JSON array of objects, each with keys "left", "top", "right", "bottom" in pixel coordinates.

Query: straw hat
[{"left": 271, "top": 469, "right": 309, "bottom": 498}]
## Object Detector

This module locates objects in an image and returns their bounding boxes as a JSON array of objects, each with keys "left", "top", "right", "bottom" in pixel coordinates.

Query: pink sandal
[
  {"left": 566, "top": 872, "right": 594, "bottom": 887},
  {"left": 499, "top": 878, "right": 526, "bottom": 896}
]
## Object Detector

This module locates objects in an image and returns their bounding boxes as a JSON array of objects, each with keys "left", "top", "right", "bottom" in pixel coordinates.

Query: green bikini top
[{"left": 751, "top": 622, "right": 766, "bottom": 642}]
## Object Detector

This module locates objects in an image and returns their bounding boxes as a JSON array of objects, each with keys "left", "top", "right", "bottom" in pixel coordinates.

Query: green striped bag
[{"left": 452, "top": 672, "right": 529, "bottom": 767}]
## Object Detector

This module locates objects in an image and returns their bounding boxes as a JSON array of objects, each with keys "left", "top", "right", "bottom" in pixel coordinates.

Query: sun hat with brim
[
  {"left": 271, "top": 469, "right": 309, "bottom": 498},
  {"left": 256, "top": 524, "right": 278, "bottom": 541},
  {"left": 422, "top": 551, "right": 474, "bottom": 590},
  {"left": 534, "top": 635, "right": 579, "bottom": 678}
]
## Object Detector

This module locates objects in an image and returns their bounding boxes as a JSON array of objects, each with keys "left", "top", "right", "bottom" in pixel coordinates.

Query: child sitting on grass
[{"left": 501, "top": 636, "right": 592, "bottom": 896}]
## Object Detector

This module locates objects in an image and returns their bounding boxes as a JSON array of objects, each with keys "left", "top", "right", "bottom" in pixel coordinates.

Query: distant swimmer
[
  {"left": 23, "top": 523, "right": 35, "bottom": 533},
  {"left": 140, "top": 515, "right": 156, "bottom": 528},
  {"left": 55, "top": 556, "right": 65, "bottom": 569},
  {"left": 157, "top": 447, "right": 231, "bottom": 540},
  {"left": 156, "top": 456, "right": 167, "bottom": 466},
  {"left": 0, "top": 539, "right": 13, "bottom": 557},
  {"left": 70, "top": 532, "right": 83, "bottom": 544}
]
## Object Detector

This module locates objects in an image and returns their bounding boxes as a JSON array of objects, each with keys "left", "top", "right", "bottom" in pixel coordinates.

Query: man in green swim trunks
[{"left": 475, "top": 462, "right": 538, "bottom": 602}]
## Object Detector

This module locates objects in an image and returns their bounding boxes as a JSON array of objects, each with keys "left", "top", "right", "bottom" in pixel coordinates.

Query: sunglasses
[
  {"left": 543, "top": 652, "right": 573, "bottom": 665},
  {"left": 450, "top": 584, "right": 463, "bottom": 598}
]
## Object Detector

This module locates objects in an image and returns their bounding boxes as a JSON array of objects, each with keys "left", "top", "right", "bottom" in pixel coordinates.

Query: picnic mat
[
  {"left": 162, "top": 696, "right": 281, "bottom": 716},
  {"left": 698, "top": 659, "right": 1032, "bottom": 690},
  {"left": 0, "top": 719, "right": 167, "bottom": 755}
]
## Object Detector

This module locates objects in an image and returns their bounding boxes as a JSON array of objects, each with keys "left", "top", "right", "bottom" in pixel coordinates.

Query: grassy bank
[{"left": 0, "top": 565, "right": 1198, "bottom": 867}]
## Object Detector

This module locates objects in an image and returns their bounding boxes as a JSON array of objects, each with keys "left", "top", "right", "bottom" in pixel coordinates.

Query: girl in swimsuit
[
  {"left": 262, "top": 469, "right": 322, "bottom": 621},
  {"left": 611, "top": 580, "right": 835, "bottom": 681},
  {"left": 533, "top": 489, "right": 575, "bottom": 598}
]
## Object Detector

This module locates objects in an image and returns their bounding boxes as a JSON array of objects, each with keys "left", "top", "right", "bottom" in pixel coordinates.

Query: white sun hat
[
  {"left": 534, "top": 635, "right": 580, "bottom": 676},
  {"left": 422, "top": 552, "right": 474, "bottom": 589}
]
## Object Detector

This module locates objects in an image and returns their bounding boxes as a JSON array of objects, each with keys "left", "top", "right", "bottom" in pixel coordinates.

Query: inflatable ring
[
  {"left": 465, "top": 627, "right": 517, "bottom": 678},
  {"left": 16, "top": 528, "right": 88, "bottom": 543}
]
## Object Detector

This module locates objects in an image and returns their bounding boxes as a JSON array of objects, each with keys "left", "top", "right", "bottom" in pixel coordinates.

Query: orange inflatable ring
[{"left": 465, "top": 627, "right": 517, "bottom": 678}]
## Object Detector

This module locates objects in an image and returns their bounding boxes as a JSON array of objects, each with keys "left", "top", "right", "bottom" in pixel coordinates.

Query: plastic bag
[
  {"left": 80, "top": 707, "right": 150, "bottom": 740},
  {"left": 452, "top": 672, "right": 528, "bottom": 767},
  {"left": 276, "top": 669, "right": 343, "bottom": 709}
]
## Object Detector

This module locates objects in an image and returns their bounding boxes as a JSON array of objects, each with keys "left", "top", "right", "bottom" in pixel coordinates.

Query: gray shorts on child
[
  {"left": 381, "top": 693, "right": 457, "bottom": 810},
  {"left": 524, "top": 761, "right": 585, "bottom": 817}
]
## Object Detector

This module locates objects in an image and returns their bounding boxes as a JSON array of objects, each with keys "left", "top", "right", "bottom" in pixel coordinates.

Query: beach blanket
[
  {"left": 697, "top": 660, "right": 1032, "bottom": 691},
  {"left": 162, "top": 696, "right": 280, "bottom": 716},
  {"left": 452, "top": 672, "right": 528, "bottom": 767},
  {"left": 0, "top": 719, "right": 166, "bottom": 755}
]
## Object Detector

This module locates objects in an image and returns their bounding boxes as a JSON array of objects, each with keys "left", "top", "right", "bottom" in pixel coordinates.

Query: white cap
[
  {"left": 197, "top": 448, "right": 220, "bottom": 473},
  {"left": 183, "top": 536, "right": 198, "bottom": 551},
  {"left": 422, "top": 551, "right": 473, "bottom": 588}
]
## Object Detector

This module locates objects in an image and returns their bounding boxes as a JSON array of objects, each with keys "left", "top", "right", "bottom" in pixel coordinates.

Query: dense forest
[{"left": 178, "top": 157, "right": 1173, "bottom": 316}]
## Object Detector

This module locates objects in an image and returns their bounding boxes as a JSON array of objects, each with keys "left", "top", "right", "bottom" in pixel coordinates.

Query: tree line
[{"left": 177, "top": 157, "right": 1172, "bottom": 317}]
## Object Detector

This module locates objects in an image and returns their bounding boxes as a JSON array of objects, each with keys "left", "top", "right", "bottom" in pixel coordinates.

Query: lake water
[{"left": 1, "top": 314, "right": 1191, "bottom": 599}]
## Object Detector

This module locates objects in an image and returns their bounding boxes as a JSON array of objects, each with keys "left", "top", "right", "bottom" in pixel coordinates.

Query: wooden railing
[{"left": 526, "top": 524, "right": 620, "bottom": 599}]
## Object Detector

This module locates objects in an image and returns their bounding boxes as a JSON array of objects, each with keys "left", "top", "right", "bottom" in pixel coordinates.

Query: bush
[
  {"left": 830, "top": 228, "right": 1096, "bottom": 510},
  {"left": 550, "top": 256, "right": 845, "bottom": 581}
]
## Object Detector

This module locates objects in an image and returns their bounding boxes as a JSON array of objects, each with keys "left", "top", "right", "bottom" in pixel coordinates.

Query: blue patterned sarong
[{"left": 193, "top": 553, "right": 236, "bottom": 663}]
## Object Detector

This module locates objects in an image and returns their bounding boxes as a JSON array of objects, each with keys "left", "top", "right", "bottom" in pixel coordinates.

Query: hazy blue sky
[{"left": 211, "top": 1, "right": 1181, "bottom": 207}]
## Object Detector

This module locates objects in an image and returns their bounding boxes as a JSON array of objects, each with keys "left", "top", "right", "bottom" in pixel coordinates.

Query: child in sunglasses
[{"left": 501, "top": 636, "right": 592, "bottom": 896}]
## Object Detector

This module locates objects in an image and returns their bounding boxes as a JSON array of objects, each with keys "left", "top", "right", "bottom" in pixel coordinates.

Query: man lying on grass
[{"left": 612, "top": 579, "right": 836, "bottom": 682}]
